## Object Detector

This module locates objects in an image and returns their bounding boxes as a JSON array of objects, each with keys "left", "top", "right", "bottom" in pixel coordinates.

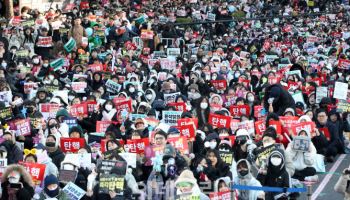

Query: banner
[
  {"left": 230, "top": 105, "right": 250, "bottom": 118},
  {"left": 167, "top": 137, "right": 189, "bottom": 154},
  {"left": 21, "top": 162, "right": 46, "bottom": 184},
  {"left": 8, "top": 118, "right": 31, "bottom": 136},
  {"left": 64, "top": 38, "right": 77, "bottom": 52},
  {"left": 99, "top": 174, "right": 124, "bottom": 194},
  {"left": 50, "top": 58, "right": 64, "bottom": 71},
  {"left": 96, "top": 121, "right": 112, "bottom": 133},
  {"left": 0, "top": 107, "right": 12, "bottom": 120},
  {"left": 71, "top": 82, "right": 87, "bottom": 93},
  {"left": 291, "top": 122, "right": 316, "bottom": 136},
  {"left": 211, "top": 80, "right": 227, "bottom": 90},
  {"left": 208, "top": 114, "right": 231, "bottom": 128},
  {"left": 162, "top": 111, "right": 183, "bottom": 126},
  {"left": 62, "top": 182, "right": 86, "bottom": 200},
  {"left": 105, "top": 80, "right": 121, "bottom": 93},
  {"left": 36, "top": 36, "right": 52, "bottom": 47},
  {"left": 60, "top": 138, "right": 86, "bottom": 153},
  {"left": 69, "top": 103, "right": 88, "bottom": 118},
  {"left": 176, "top": 124, "right": 195, "bottom": 141},
  {"left": 167, "top": 102, "right": 187, "bottom": 111}
]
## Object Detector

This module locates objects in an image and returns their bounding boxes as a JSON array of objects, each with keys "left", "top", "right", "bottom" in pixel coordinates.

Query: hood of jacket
[{"left": 1, "top": 164, "right": 34, "bottom": 187}]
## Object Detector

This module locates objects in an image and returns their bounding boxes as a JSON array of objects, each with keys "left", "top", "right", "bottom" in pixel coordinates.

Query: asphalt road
[{"left": 299, "top": 153, "right": 350, "bottom": 200}]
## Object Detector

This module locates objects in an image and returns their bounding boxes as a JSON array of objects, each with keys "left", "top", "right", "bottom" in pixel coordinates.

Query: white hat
[{"left": 236, "top": 129, "right": 249, "bottom": 137}]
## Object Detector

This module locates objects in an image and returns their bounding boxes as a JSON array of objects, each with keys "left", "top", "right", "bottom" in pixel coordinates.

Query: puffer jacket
[{"left": 334, "top": 172, "right": 350, "bottom": 200}]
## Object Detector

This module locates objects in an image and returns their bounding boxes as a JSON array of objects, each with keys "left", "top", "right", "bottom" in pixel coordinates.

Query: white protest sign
[
  {"left": 0, "top": 91, "right": 12, "bottom": 106},
  {"left": 316, "top": 87, "right": 328, "bottom": 103},
  {"left": 62, "top": 182, "right": 86, "bottom": 200},
  {"left": 207, "top": 13, "right": 216, "bottom": 21},
  {"left": 292, "top": 92, "right": 306, "bottom": 107},
  {"left": 164, "top": 92, "right": 181, "bottom": 104},
  {"left": 167, "top": 48, "right": 181, "bottom": 57},
  {"left": 53, "top": 90, "right": 68, "bottom": 105},
  {"left": 286, "top": 70, "right": 302, "bottom": 79},
  {"left": 71, "top": 82, "right": 87, "bottom": 93},
  {"left": 162, "top": 111, "right": 183, "bottom": 126},
  {"left": 264, "top": 55, "right": 278, "bottom": 63},
  {"left": 119, "top": 152, "right": 137, "bottom": 168},
  {"left": 105, "top": 80, "right": 121, "bottom": 93},
  {"left": 333, "top": 81, "right": 348, "bottom": 100}
]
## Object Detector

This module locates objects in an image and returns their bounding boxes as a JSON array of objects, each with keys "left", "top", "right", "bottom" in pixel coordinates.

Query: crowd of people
[{"left": 0, "top": 0, "right": 349, "bottom": 199}]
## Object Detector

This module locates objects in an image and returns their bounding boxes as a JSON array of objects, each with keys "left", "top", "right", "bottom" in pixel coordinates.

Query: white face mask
[
  {"left": 8, "top": 171, "right": 20, "bottom": 184},
  {"left": 270, "top": 157, "right": 282, "bottom": 166},
  {"left": 247, "top": 96, "right": 254, "bottom": 102},
  {"left": 68, "top": 95, "right": 75, "bottom": 101},
  {"left": 49, "top": 75, "right": 54, "bottom": 80},
  {"left": 209, "top": 141, "right": 217, "bottom": 149},
  {"left": 43, "top": 63, "right": 49, "bottom": 67},
  {"left": 200, "top": 102, "right": 208, "bottom": 109},
  {"left": 146, "top": 94, "right": 153, "bottom": 100},
  {"left": 33, "top": 58, "right": 40, "bottom": 64},
  {"left": 1, "top": 62, "right": 7, "bottom": 68},
  {"left": 129, "top": 87, "right": 135, "bottom": 93},
  {"left": 105, "top": 104, "right": 113, "bottom": 111}
]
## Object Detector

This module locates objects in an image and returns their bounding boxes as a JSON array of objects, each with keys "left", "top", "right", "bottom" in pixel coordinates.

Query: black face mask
[
  {"left": 26, "top": 107, "right": 34, "bottom": 114},
  {"left": 44, "top": 187, "right": 59, "bottom": 198},
  {"left": 46, "top": 142, "right": 56, "bottom": 147},
  {"left": 238, "top": 169, "right": 249, "bottom": 177}
]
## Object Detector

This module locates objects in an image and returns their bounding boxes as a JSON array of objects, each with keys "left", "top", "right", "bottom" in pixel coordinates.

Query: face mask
[
  {"left": 68, "top": 95, "right": 75, "bottom": 101},
  {"left": 270, "top": 157, "right": 282, "bottom": 166},
  {"left": 247, "top": 96, "right": 254, "bottom": 102},
  {"left": 1, "top": 62, "right": 7, "bottom": 68},
  {"left": 209, "top": 141, "right": 217, "bottom": 149},
  {"left": 129, "top": 87, "right": 135, "bottom": 93},
  {"left": 212, "top": 74, "right": 217, "bottom": 80},
  {"left": 49, "top": 75, "right": 54, "bottom": 80},
  {"left": 33, "top": 58, "right": 39, "bottom": 64},
  {"left": 238, "top": 169, "right": 249, "bottom": 177},
  {"left": 8, "top": 171, "right": 20, "bottom": 184},
  {"left": 105, "top": 104, "right": 113, "bottom": 111},
  {"left": 26, "top": 107, "right": 34, "bottom": 114},
  {"left": 200, "top": 102, "right": 208, "bottom": 109},
  {"left": 46, "top": 142, "right": 56, "bottom": 147},
  {"left": 43, "top": 63, "right": 49, "bottom": 67},
  {"left": 146, "top": 94, "right": 153, "bottom": 100},
  {"left": 45, "top": 185, "right": 59, "bottom": 198}
]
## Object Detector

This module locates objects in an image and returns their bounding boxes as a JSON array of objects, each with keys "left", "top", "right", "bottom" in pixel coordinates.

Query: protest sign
[
  {"left": 98, "top": 160, "right": 127, "bottom": 175},
  {"left": 140, "top": 30, "right": 154, "bottom": 40},
  {"left": 211, "top": 80, "right": 227, "bottom": 90},
  {"left": 59, "top": 170, "right": 78, "bottom": 184},
  {"left": 264, "top": 54, "right": 278, "bottom": 62},
  {"left": 292, "top": 92, "right": 306, "bottom": 107},
  {"left": 230, "top": 105, "right": 250, "bottom": 118},
  {"left": 72, "top": 82, "right": 87, "bottom": 93},
  {"left": 237, "top": 120, "right": 255, "bottom": 135},
  {"left": 209, "top": 191, "right": 232, "bottom": 200},
  {"left": 50, "top": 58, "right": 64, "bottom": 71},
  {"left": 291, "top": 122, "right": 316, "bottom": 136},
  {"left": 177, "top": 118, "right": 198, "bottom": 128},
  {"left": 338, "top": 59, "right": 350, "bottom": 70},
  {"left": 21, "top": 162, "right": 46, "bottom": 184},
  {"left": 45, "top": 84, "right": 60, "bottom": 93},
  {"left": 119, "top": 153, "right": 137, "bottom": 168},
  {"left": 336, "top": 101, "right": 350, "bottom": 113},
  {"left": 36, "top": 36, "right": 52, "bottom": 47},
  {"left": 114, "top": 99, "right": 132, "bottom": 113},
  {"left": 16, "top": 49, "right": 30, "bottom": 58},
  {"left": 0, "top": 107, "right": 12, "bottom": 120},
  {"left": 167, "top": 48, "right": 181, "bottom": 57},
  {"left": 99, "top": 174, "right": 124, "bottom": 195},
  {"left": 64, "top": 38, "right": 77, "bottom": 52},
  {"left": 219, "top": 151, "right": 234, "bottom": 165},
  {"left": 63, "top": 182, "right": 86, "bottom": 200},
  {"left": 105, "top": 80, "right": 121, "bottom": 93},
  {"left": 8, "top": 118, "right": 31, "bottom": 137},
  {"left": 96, "top": 121, "right": 112, "bottom": 133},
  {"left": 0, "top": 91, "right": 12, "bottom": 105},
  {"left": 69, "top": 103, "right": 88, "bottom": 118},
  {"left": 129, "top": 114, "right": 147, "bottom": 122},
  {"left": 23, "top": 82, "right": 37, "bottom": 94},
  {"left": 167, "top": 102, "right": 187, "bottom": 111},
  {"left": 254, "top": 120, "right": 266, "bottom": 136},
  {"left": 269, "top": 120, "right": 282, "bottom": 134},
  {"left": 333, "top": 81, "right": 348, "bottom": 100},
  {"left": 207, "top": 13, "right": 216, "bottom": 21},
  {"left": 316, "top": 87, "right": 328, "bottom": 103},
  {"left": 39, "top": 103, "right": 60, "bottom": 119},
  {"left": 176, "top": 124, "right": 196, "bottom": 141},
  {"left": 176, "top": 194, "right": 200, "bottom": 200},
  {"left": 89, "top": 63, "right": 105, "bottom": 72},
  {"left": 164, "top": 92, "right": 181, "bottom": 104},
  {"left": 162, "top": 111, "right": 183, "bottom": 126},
  {"left": 279, "top": 116, "right": 299, "bottom": 129},
  {"left": 255, "top": 144, "right": 277, "bottom": 167},
  {"left": 167, "top": 136, "right": 189, "bottom": 154},
  {"left": 208, "top": 114, "right": 231, "bottom": 128},
  {"left": 85, "top": 101, "right": 98, "bottom": 113},
  {"left": 160, "top": 58, "right": 177, "bottom": 70},
  {"left": 254, "top": 105, "right": 267, "bottom": 120},
  {"left": 60, "top": 138, "right": 86, "bottom": 153},
  {"left": 125, "top": 138, "right": 150, "bottom": 154},
  {"left": 292, "top": 136, "right": 310, "bottom": 152}
]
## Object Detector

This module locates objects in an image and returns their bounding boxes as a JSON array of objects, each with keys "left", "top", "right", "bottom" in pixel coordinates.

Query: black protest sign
[
  {"left": 99, "top": 174, "right": 124, "bottom": 194},
  {"left": 58, "top": 170, "right": 78, "bottom": 184},
  {"left": 219, "top": 151, "right": 234, "bottom": 165},
  {"left": 98, "top": 160, "right": 127, "bottom": 175},
  {"left": 0, "top": 107, "right": 12, "bottom": 120}
]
